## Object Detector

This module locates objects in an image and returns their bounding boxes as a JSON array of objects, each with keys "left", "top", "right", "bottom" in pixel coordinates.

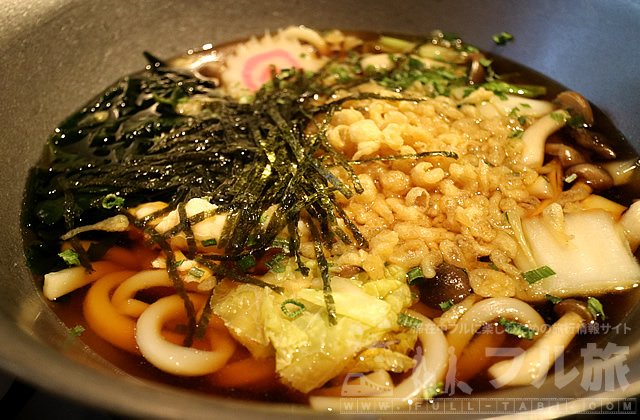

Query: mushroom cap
[
  {"left": 418, "top": 262, "right": 472, "bottom": 309},
  {"left": 553, "top": 298, "right": 595, "bottom": 323},
  {"left": 545, "top": 142, "right": 587, "bottom": 167},
  {"left": 565, "top": 163, "right": 614, "bottom": 191},
  {"left": 556, "top": 91, "right": 594, "bottom": 126}
]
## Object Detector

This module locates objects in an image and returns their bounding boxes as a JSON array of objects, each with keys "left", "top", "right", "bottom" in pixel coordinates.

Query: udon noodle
[{"left": 24, "top": 26, "right": 640, "bottom": 408}]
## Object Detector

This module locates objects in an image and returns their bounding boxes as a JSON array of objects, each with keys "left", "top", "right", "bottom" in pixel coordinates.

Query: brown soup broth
[{"left": 26, "top": 30, "right": 640, "bottom": 403}]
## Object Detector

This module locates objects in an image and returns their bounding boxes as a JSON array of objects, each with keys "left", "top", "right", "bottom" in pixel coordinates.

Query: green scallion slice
[
  {"left": 188, "top": 267, "right": 205, "bottom": 279},
  {"left": 439, "top": 300, "right": 454, "bottom": 311},
  {"left": 173, "top": 260, "right": 185, "bottom": 268},
  {"left": 545, "top": 294, "right": 563, "bottom": 305},
  {"left": 69, "top": 325, "right": 85, "bottom": 337},
  {"left": 102, "top": 193, "right": 125, "bottom": 209},
  {"left": 493, "top": 32, "right": 514, "bottom": 45},
  {"left": 397, "top": 313, "right": 422, "bottom": 329},
  {"left": 407, "top": 267, "right": 425, "bottom": 285},
  {"left": 498, "top": 317, "right": 535, "bottom": 340},
  {"left": 281, "top": 299, "right": 306, "bottom": 318},
  {"left": 423, "top": 381, "right": 444, "bottom": 399},
  {"left": 587, "top": 297, "right": 606, "bottom": 320},
  {"left": 59, "top": 249, "right": 81, "bottom": 267},
  {"left": 564, "top": 173, "right": 578, "bottom": 183},
  {"left": 265, "top": 253, "right": 285, "bottom": 269},
  {"left": 238, "top": 255, "right": 256, "bottom": 271},
  {"left": 201, "top": 238, "right": 217, "bottom": 247},
  {"left": 522, "top": 265, "right": 556, "bottom": 284}
]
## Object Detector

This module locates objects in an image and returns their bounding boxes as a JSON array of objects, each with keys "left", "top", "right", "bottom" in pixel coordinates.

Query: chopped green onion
[
  {"left": 522, "top": 265, "right": 556, "bottom": 284},
  {"left": 567, "top": 114, "right": 586, "bottom": 128},
  {"left": 265, "top": 253, "right": 285, "bottom": 269},
  {"left": 498, "top": 317, "right": 535, "bottom": 340},
  {"left": 69, "top": 325, "right": 85, "bottom": 337},
  {"left": 281, "top": 299, "right": 306, "bottom": 318},
  {"left": 269, "top": 237, "right": 291, "bottom": 253},
  {"left": 488, "top": 262, "right": 500, "bottom": 271},
  {"left": 541, "top": 175, "right": 550, "bottom": 183},
  {"left": 423, "top": 381, "right": 444, "bottom": 399},
  {"left": 509, "top": 130, "right": 523, "bottom": 138},
  {"left": 518, "top": 116, "right": 527, "bottom": 125},
  {"left": 102, "top": 193, "right": 125, "bottom": 209},
  {"left": 493, "top": 32, "right": 514, "bottom": 45},
  {"left": 201, "top": 238, "right": 217, "bottom": 247},
  {"left": 397, "top": 313, "right": 422, "bottom": 329},
  {"left": 411, "top": 292, "right": 419, "bottom": 299},
  {"left": 238, "top": 255, "right": 256, "bottom": 271},
  {"left": 173, "top": 259, "right": 185, "bottom": 267},
  {"left": 564, "top": 173, "right": 578, "bottom": 183},
  {"left": 188, "top": 267, "right": 205, "bottom": 278},
  {"left": 482, "top": 81, "right": 546, "bottom": 98},
  {"left": 587, "top": 297, "right": 606, "bottom": 320},
  {"left": 439, "top": 300, "right": 454, "bottom": 311},
  {"left": 550, "top": 112, "right": 566, "bottom": 122},
  {"left": 479, "top": 57, "right": 493, "bottom": 67},
  {"left": 59, "top": 249, "right": 81, "bottom": 267},
  {"left": 520, "top": 103, "right": 532, "bottom": 109},
  {"left": 407, "top": 266, "right": 425, "bottom": 285},
  {"left": 545, "top": 294, "right": 563, "bottom": 305},
  {"left": 379, "top": 35, "right": 414, "bottom": 52}
]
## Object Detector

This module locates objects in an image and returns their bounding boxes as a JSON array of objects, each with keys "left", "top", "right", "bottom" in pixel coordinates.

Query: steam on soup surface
[{"left": 24, "top": 26, "right": 640, "bottom": 408}]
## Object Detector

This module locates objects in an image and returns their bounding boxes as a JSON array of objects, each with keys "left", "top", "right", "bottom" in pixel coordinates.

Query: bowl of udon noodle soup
[{"left": 1, "top": 1, "right": 639, "bottom": 419}]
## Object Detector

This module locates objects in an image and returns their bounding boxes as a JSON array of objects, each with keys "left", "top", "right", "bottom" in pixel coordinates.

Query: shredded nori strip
[
  {"left": 307, "top": 216, "right": 337, "bottom": 326},
  {"left": 26, "top": 37, "right": 478, "bottom": 334},
  {"left": 194, "top": 288, "right": 216, "bottom": 340}
]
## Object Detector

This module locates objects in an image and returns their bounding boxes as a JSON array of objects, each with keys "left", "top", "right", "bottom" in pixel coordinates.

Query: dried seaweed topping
[{"left": 25, "top": 37, "right": 472, "bottom": 331}]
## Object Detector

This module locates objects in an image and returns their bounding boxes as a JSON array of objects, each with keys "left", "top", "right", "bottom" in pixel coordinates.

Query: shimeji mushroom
[{"left": 487, "top": 300, "right": 594, "bottom": 387}]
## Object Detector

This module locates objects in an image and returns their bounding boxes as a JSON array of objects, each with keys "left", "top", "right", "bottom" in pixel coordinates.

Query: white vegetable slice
[
  {"left": 620, "top": 200, "right": 640, "bottom": 252},
  {"left": 514, "top": 210, "right": 640, "bottom": 300}
]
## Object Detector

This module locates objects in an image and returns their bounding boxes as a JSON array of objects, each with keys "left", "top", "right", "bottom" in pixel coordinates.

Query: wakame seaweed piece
[
  {"left": 49, "top": 66, "right": 217, "bottom": 165},
  {"left": 59, "top": 180, "right": 94, "bottom": 272},
  {"left": 307, "top": 216, "right": 337, "bottom": 326}
]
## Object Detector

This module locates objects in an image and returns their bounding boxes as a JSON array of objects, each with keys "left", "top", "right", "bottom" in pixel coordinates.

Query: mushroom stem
[
  {"left": 521, "top": 110, "right": 570, "bottom": 168},
  {"left": 487, "top": 311, "right": 584, "bottom": 387}
]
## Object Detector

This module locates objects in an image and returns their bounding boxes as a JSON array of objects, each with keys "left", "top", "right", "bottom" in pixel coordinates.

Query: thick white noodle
[
  {"left": 111, "top": 269, "right": 173, "bottom": 317},
  {"left": 447, "top": 297, "right": 545, "bottom": 358},
  {"left": 309, "top": 310, "right": 449, "bottom": 411},
  {"left": 392, "top": 310, "right": 448, "bottom": 401},
  {"left": 488, "top": 311, "right": 583, "bottom": 387},
  {"left": 136, "top": 294, "right": 235, "bottom": 376}
]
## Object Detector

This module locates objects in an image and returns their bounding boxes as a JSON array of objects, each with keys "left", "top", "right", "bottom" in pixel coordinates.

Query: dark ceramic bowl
[{"left": 1, "top": 1, "right": 638, "bottom": 418}]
